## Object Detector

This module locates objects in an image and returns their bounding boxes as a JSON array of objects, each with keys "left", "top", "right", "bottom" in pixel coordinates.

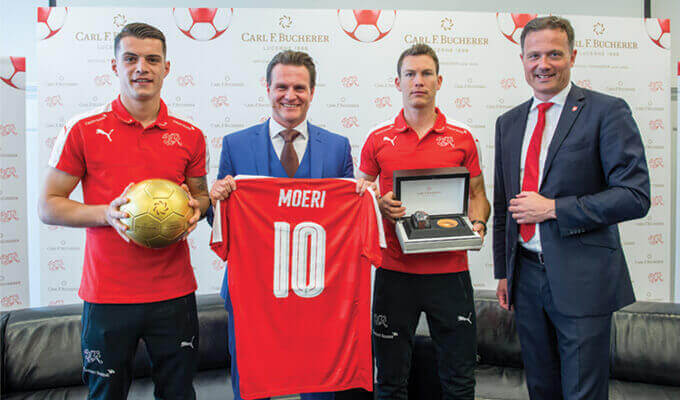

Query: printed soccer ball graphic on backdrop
[
  {"left": 0, "top": 57, "right": 26, "bottom": 90},
  {"left": 644, "top": 18, "right": 671, "bottom": 50},
  {"left": 337, "top": 10, "right": 396, "bottom": 43},
  {"left": 37, "top": 7, "right": 68, "bottom": 40},
  {"left": 496, "top": 13, "right": 537, "bottom": 45},
  {"left": 173, "top": 8, "right": 233, "bottom": 41}
]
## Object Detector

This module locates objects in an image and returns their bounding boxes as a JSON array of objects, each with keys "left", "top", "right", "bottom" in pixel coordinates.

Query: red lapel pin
[{"left": 572, "top": 106, "right": 578, "bottom": 112}]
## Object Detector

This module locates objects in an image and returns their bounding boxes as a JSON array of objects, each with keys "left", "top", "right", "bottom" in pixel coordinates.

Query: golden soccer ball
[{"left": 119, "top": 179, "right": 193, "bottom": 248}]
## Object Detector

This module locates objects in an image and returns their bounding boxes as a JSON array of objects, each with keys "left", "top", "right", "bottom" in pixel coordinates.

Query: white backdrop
[
  {"left": 676, "top": 61, "right": 680, "bottom": 303},
  {"left": 35, "top": 8, "right": 672, "bottom": 306},
  {"left": 0, "top": 56, "right": 28, "bottom": 311}
]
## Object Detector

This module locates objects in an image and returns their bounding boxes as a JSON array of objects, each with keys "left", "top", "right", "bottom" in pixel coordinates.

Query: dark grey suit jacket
[{"left": 493, "top": 84, "right": 650, "bottom": 317}]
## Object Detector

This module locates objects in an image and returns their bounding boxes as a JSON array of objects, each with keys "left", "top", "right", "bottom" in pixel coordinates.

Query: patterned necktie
[
  {"left": 520, "top": 102, "right": 554, "bottom": 242},
  {"left": 280, "top": 129, "right": 300, "bottom": 178}
]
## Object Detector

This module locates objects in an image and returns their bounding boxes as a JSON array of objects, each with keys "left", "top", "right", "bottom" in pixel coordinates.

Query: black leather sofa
[
  {"left": 2, "top": 290, "right": 679, "bottom": 399},
  {"left": 0, "top": 295, "right": 232, "bottom": 399},
  {"left": 413, "top": 290, "right": 680, "bottom": 400}
]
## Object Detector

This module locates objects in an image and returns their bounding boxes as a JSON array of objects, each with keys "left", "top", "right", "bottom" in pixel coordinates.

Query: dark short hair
[
  {"left": 266, "top": 50, "right": 316, "bottom": 89},
  {"left": 520, "top": 16, "right": 575, "bottom": 52},
  {"left": 114, "top": 23, "right": 167, "bottom": 57},
  {"left": 397, "top": 44, "right": 440, "bottom": 77}
]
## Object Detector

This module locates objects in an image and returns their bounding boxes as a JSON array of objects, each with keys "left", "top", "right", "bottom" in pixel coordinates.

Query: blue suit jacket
[
  {"left": 492, "top": 85, "right": 650, "bottom": 317},
  {"left": 217, "top": 120, "right": 353, "bottom": 180},
  {"left": 207, "top": 120, "right": 354, "bottom": 225}
]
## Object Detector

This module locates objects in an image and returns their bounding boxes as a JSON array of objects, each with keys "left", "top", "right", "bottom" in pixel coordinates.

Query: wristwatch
[
  {"left": 471, "top": 219, "right": 487, "bottom": 234},
  {"left": 412, "top": 211, "right": 430, "bottom": 229}
]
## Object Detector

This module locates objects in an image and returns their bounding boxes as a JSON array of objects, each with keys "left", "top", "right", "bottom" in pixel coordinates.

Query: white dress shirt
[
  {"left": 519, "top": 82, "right": 572, "bottom": 252},
  {"left": 269, "top": 118, "right": 309, "bottom": 162}
]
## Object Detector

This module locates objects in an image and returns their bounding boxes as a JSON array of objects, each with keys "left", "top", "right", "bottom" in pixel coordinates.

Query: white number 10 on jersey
[{"left": 273, "top": 222, "right": 326, "bottom": 298}]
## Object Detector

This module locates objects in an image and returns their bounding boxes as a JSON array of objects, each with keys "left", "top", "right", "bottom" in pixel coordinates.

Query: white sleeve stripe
[
  {"left": 211, "top": 200, "right": 223, "bottom": 244},
  {"left": 474, "top": 138, "right": 483, "bottom": 166},
  {"left": 444, "top": 118, "right": 474, "bottom": 134},
  {"left": 233, "top": 174, "right": 268, "bottom": 181},
  {"left": 167, "top": 110, "right": 201, "bottom": 130},
  {"left": 367, "top": 187, "right": 387, "bottom": 248},
  {"left": 204, "top": 139, "right": 210, "bottom": 175},
  {"left": 369, "top": 116, "right": 395, "bottom": 132},
  {"left": 357, "top": 118, "right": 394, "bottom": 175},
  {"left": 47, "top": 104, "right": 110, "bottom": 168},
  {"left": 47, "top": 124, "right": 70, "bottom": 168},
  {"left": 370, "top": 123, "right": 394, "bottom": 137},
  {"left": 363, "top": 119, "right": 394, "bottom": 144}
]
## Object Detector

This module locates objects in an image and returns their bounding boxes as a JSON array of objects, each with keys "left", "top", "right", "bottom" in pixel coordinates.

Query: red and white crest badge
[
  {"left": 436, "top": 136, "right": 455, "bottom": 148},
  {"left": 162, "top": 132, "right": 182, "bottom": 146}
]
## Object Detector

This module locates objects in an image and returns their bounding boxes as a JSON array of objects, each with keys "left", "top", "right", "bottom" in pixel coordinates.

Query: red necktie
[
  {"left": 280, "top": 129, "right": 300, "bottom": 178},
  {"left": 520, "top": 102, "right": 554, "bottom": 242}
]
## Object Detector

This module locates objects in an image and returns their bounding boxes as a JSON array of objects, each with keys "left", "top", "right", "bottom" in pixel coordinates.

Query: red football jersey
[
  {"left": 49, "top": 97, "right": 206, "bottom": 303},
  {"left": 211, "top": 177, "right": 385, "bottom": 399},
  {"left": 360, "top": 108, "right": 482, "bottom": 274}
]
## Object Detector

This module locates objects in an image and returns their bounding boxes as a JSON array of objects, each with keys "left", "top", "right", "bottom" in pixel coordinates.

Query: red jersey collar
[
  {"left": 394, "top": 107, "right": 447, "bottom": 134},
  {"left": 111, "top": 96, "right": 170, "bottom": 129}
]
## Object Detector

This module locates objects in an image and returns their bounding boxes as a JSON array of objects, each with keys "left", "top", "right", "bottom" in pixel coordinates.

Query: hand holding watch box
[{"left": 393, "top": 167, "right": 483, "bottom": 254}]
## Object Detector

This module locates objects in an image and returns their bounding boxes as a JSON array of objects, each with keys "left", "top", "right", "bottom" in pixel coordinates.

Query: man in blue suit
[
  {"left": 208, "top": 50, "right": 372, "bottom": 400},
  {"left": 493, "top": 17, "right": 650, "bottom": 400}
]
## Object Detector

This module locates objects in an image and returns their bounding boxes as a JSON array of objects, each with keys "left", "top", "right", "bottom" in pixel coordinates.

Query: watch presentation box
[{"left": 394, "top": 167, "right": 482, "bottom": 254}]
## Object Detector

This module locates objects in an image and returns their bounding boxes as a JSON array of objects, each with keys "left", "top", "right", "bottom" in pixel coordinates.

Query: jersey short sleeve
[
  {"left": 52, "top": 99, "right": 200, "bottom": 304},
  {"left": 49, "top": 122, "right": 86, "bottom": 177},
  {"left": 210, "top": 200, "right": 229, "bottom": 261},
  {"left": 361, "top": 188, "right": 385, "bottom": 266},
  {"left": 359, "top": 133, "right": 379, "bottom": 177},
  {"left": 464, "top": 135, "right": 482, "bottom": 178},
  {"left": 185, "top": 131, "right": 208, "bottom": 177}
]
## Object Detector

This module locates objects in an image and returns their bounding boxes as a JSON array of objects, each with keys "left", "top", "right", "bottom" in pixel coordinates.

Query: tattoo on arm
[
  {"left": 196, "top": 177, "right": 208, "bottom": 193},
  {"left": 187, "top": 176, "right": 210, "bottom": 218}
]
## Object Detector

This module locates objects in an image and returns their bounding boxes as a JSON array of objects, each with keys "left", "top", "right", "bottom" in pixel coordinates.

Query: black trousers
[
  {"left": 372, "top": 269, "right": 476, "bottom": 400},
  {"left": 81, "top": 293, "right": 199, "bottom": 400}
]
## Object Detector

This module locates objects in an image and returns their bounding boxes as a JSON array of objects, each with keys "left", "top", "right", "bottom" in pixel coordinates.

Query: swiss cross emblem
[
  {"left": 436, "top": 136, "right": 455, "bottom": 148},
  {"left": 162, "top": 132, "right": 182, "bottom": 146}
]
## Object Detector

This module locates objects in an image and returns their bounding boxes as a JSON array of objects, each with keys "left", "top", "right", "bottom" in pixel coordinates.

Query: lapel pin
[{"left": 571, "top": 106, "right": 578, "bottom": 112}]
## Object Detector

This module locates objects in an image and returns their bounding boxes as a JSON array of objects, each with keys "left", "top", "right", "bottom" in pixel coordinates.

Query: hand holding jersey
[
  {"left": 210, "top": 174, "right": 237, "bottom": 203},
  {"left": 208, "top": 50, "right": 374, "bottom": 400},
  {"left": 211, "top": 174, "right": 376, "bottom": 203},
  {"left": 211, "top": 177, "right": 385, "bottom": 399}
]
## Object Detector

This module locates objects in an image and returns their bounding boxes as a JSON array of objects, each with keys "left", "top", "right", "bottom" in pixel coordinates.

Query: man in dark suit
[
  {"left": 208, "top": 50, "right": 372, "bottom": 400},
  {"left": 493, "top": 16, "right": 650, "bottom": 400}
]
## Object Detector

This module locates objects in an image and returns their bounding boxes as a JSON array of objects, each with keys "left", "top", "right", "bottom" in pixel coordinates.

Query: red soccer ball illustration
[
  {"left": 173, "top": 8, "right": 233, "bottom": 41},
  {"left": 337, "top": 9, "right": 396, "bottom": 43},
  {"left": 0, "top": 57, "right": 26, "bottom": 90},
  {"left": 497, "top": 13, "right": 537, "bottom": 45},
  {"left": 37, "top": 7, "right": 68, "bottom": 40},
  {"left": 645, "top": 18, "right": 670, "bottom": 50}
]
